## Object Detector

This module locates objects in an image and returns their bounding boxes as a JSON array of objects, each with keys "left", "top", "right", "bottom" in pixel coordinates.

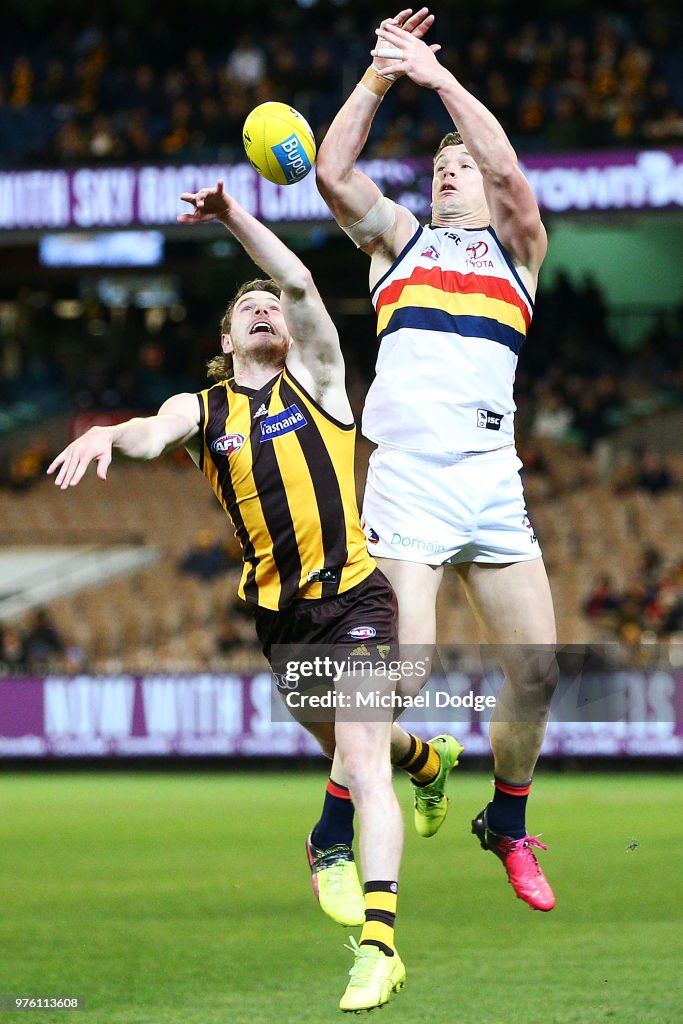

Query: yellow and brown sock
[
  {"left": 359, "top": 881, "right": 398, "bottom": 956},
  {"left": 395, "top": 734, "right": 441, "bottom": 787}
]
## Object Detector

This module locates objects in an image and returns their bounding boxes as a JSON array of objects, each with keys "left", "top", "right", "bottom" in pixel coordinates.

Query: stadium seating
[{"left": 1, "top": 439, "right": 679, "bottom": 672}]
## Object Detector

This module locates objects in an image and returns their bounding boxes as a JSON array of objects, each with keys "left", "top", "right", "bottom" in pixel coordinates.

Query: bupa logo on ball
[
  {"left": 211, "top": 433, "right": 245, "bottom": 455},
  {"left": 272, "top": 132, "right": 312, "bottom": 184},
  {"left": 347, "top": 626, "right": 377, "bottom": 640}
]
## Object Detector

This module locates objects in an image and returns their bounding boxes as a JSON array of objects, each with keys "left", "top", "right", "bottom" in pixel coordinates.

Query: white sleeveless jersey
[{"left": 364, "top": 217, "right": 534, "bottom": 455}]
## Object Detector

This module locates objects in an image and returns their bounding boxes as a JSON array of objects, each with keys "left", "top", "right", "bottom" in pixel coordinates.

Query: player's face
[
  {"left": 223, "top": 290, "right": 290, "bottom": 363},
  {"left": 431, "top": 145, "right": 485, "bottom": 217}
]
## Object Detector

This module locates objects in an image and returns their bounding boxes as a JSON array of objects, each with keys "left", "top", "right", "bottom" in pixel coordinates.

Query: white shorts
[{"left": 362, "top": 445, "right": 542, "bottom": 566}]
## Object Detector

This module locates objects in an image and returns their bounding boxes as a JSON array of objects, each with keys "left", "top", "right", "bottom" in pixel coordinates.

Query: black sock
[
  {"left": 310, "top": 778, "right": 354, "bottom": 850},
  {"left": 486, "top": 777, "right": 532, "bottom": 839}
]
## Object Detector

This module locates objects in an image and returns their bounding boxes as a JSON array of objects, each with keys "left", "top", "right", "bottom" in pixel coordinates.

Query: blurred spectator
[
  {"left": 23, "top": 609, "right": 65, "bottom": 672},
  {"left": 161, "top": 99, "right": 192, "bottom": 155},
  {"left": 88, "top": 115, "right": 122, "bottom": 159},
  {"left": 0, "top": 7, "right": 681, "bottom": 166},
  {"left": 531, "top": 389, "right": 573, "bottom": 441},
  {"left": 0, "top": 625, "right": 26, "bottom": 673},
  {"left": 3, "top": 441, "right": 51, "bottom": 492},
  {"left": 636, "top": 447, "right": 674, "bottom": 494},
  {"left": 63, "top": 644, "right": 89, "bottom": 675},
  {"left": 583, "top": 554, "right": 683, "bottom": 642},
  {"left": 583, "top": 573, "right": 620, "bottom": 620},
  {"left": 641, "top": 78, "right": 683, "bottom": 143},
  {"left": 225, "top": 32, "right": 266, "bottom": 90},
  {"left": 52, "top": 119, "right": 88, "bottom": 163},
  {"left": 215, "top": 596, "right": 258, "bottom": 657},
  {"left": 178, "top": 529, "right": 234, "bottom": 582}
]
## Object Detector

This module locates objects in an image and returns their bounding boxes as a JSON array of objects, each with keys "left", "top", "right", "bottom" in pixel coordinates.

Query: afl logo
[
  {"left": 348, "top": 626, "right": 377, "bottom": 640},
  {"left": 211, "top": 433, "right": 245, "bottom": 455},
  {"left": 466, "top": 240, "right": 489, "bottom": 259},
  {"left": 361, "top": 518, "right": 380, "bottom": 544}
]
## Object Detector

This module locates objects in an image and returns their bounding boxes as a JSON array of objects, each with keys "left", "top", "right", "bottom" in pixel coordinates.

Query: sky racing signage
[{"left": 1, "top": 148, "right": 683, "bottom": 232}]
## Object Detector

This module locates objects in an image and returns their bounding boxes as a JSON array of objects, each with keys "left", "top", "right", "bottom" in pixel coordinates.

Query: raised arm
[
  {"left": 47, "top": 392, "right": 200, "bottom": 489},
  {"left": 178, "top": 180, "right": 344, "bottom": 394},
  {"left": 375, "top": 22, "right": 547, "bottom": 277},
  {"left": 315, "top": 7, "right": 437, "bottom": 263}
]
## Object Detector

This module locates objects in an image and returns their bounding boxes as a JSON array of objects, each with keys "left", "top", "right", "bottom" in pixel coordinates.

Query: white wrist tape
[{"left": 340, "top": 196, "right": 397, "bottom": 249}]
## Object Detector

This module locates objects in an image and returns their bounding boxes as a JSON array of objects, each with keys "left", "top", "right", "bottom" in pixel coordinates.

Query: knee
[
  {"left": 517, "top": 650, "right": 559, "bottom": 697},
  {"left": 341, "top": 752, "right": 391, "bottom": 804}
]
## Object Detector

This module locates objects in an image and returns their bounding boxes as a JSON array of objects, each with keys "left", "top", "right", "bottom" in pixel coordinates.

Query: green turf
[{"left": 0, "top": 770, "right": 681, "bottom": 1024}]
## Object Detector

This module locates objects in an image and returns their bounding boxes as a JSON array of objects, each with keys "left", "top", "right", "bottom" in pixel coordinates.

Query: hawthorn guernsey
[{"left": 259, "top": 404, "right": 307, "bottom": 440}]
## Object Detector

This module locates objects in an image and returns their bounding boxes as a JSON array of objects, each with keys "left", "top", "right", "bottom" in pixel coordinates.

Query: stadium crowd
[
  {"left": 2, "top": 270, "right": 682, "bottom": 463},
  {"left": 0, "top": 4, "right": 682, "bottom": 167},
  {"left": 1, "top": 259, "right": 681, "bottom": 671},
  {"left": 583, "top": 552, "right": 683, "bottom": 643}
]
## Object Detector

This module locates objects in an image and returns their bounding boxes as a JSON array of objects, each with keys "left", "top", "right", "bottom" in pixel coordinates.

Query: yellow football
[{"left": 242, "top": 102, "right": 316, "bottom": 186}]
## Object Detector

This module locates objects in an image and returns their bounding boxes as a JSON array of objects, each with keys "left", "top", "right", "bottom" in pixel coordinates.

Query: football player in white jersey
[{"left": 316, "top": 7, "right": 558, "bottom": 912}]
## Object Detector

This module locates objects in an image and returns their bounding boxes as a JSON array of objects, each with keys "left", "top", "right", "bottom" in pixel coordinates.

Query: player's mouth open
[{"left": 250, "top": 322, "right": 275, "bottom": 334}]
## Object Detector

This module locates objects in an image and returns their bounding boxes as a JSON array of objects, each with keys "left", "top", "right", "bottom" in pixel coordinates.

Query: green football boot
[
  {"left": 412, "top": 734, "right": 464, "bottom": 837},
  {"left": 339, "top": 937, "right": 406, "bottom": 1013}
]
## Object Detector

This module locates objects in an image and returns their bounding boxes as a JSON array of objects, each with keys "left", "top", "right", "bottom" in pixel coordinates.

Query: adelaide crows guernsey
[
  {"left": 196, "top": 366, "right": 374, "bottom": 610},
  {"left": 365, "top": 217, "right": 534, "bottom": 455}
]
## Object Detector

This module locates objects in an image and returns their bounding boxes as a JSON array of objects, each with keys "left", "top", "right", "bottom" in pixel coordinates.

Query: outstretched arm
[
  {"left": 178, "top": 181, "right": 342, "bottom": 382},
  {"left": 375, "top": 22, "right": 547, "bottom": 276},
  {"left": 315, "top": 7, "right": 437, "bottom": 260},
  {"left": 47, "top": 392, "right": 200, "bottom": 489}
]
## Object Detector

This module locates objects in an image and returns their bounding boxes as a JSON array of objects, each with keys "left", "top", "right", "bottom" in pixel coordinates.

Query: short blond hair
[{"left": 433, "top": 130, "right": 464, "bottom": 162}]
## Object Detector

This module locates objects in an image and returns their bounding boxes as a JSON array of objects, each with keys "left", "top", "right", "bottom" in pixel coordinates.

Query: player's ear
[{"left": 221, "top": 333, "right": 234, "bottom": 355}]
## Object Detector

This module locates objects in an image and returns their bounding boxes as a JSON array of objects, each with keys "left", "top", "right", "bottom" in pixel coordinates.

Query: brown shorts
[{"left": 253, "top": 568, "right": 398, "bottom": 672}]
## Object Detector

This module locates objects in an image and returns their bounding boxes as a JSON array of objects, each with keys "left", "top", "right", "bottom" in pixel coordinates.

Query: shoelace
[
  {"left": 511, "top": 835, "right": 548, "bottom": 852},
  {"left": 503, "top": 835, "right": 548, "bottom": 875},
  {"left": 344, "top": 938, "right": 379, "bottom": 982},
  {"left": 417, "top": 790, "right": 444, "bottom": 806},
  {"left": 324, "top": 863, "right": 352, "bottom": 896}
]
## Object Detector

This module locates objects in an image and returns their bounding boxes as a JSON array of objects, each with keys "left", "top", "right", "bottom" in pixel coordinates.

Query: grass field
[{"left": 0, "top": 770, "right": 681, "bottom": 1024}]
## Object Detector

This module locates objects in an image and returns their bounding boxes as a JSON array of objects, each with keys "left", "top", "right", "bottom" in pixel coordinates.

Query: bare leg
[
  {"left": 334, "top": 715, "right": 403, "bottom": 882},
  {"left": 457, "top": 558, "right": 557, "bottom": 781},
  {"left": 376, "top": 557, "right": 443, "bottom": 646},
  {"left": 376, "top": 557, "right": 443, "bottom": 699}
]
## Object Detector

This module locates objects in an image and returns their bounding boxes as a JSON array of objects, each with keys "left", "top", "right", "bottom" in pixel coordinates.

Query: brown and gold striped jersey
[{"left": 195, "top": 366, "right": 375, "bottom": 610}]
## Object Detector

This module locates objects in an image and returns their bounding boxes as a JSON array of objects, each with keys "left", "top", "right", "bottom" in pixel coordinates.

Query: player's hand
[
  {"left": 372, "top": 8, "right": 439, "bottom": 79},
  {"left": 372, "top": 20, "right": 445, "bottom": 89},
  {"left": 47, "top": 427, "right": 114, "bottom": 489},
  {"left": 177, "top": 180, "right": 232, "bottom": 224}
]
